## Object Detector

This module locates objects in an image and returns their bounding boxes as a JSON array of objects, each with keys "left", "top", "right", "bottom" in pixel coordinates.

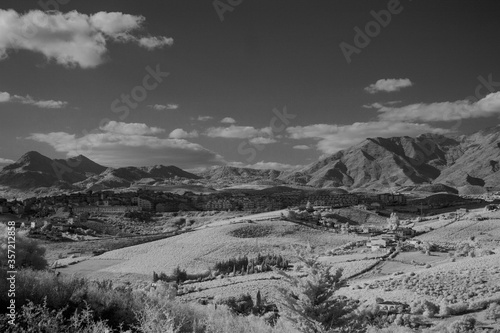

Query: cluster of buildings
[{"left": 0, "top": 189, "right": 407, "bottom": 219}]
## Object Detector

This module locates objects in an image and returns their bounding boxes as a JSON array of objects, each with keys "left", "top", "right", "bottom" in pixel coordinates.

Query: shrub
[
  {"left": 0, "top": 300, "right": 115, "bottom": 333},
  {"left": 486, "top": 302, "right": 500, "bottom": 322},
  {"left": 446, "top": 315, "right": 476, "bottom": 333},
  {"left": 0, "top": 224, "right": 47, "bottom": 271}
]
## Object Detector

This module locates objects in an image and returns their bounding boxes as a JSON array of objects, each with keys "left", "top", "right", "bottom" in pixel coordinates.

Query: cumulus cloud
[
  {"left": 149, "top": 104, "right": 178, "bottom": 110},
  {"left": 168, "top": 128, "right": 199, "bottom": 139},
  {"left": 0, "top": 9, "right": 173, "bottom": 68},
  {"left": 0, "top": 92, "right": 11, "bottom": 102},
  {"left": 27, "top": 122, "right": 223, "bottom": 168},
  {"left": 228, "top": 161, "right": 300, "bottom": 171},
  {"left": 249, "top": 137, "right": 277, "bottom": 145},
  {"left": 293, "top": 145, "right": 311, "bottom": 150},
  {"left": 0, "top": 91, "right": 67, "bottom": 108},
  {"left": 375, "top": 92, "right": 500, "bottom": 122},
  {"left": 100, "top": 121, "right": 164, "bottom": 135},
  {"left": 138, "top": 36, "right": 173, "bottom": 50},
  {"left": 287, "top": 121, "right": 448, "bottom": 155},
  {"left": 221, "top": 117, "right": 236, "bottom": 124},
  {"left": 365, "top": 78, "right": 413, "bottom": 94},
  {"left": 196, "top": 115, "right": 213, "bottom": 121},
  {"left": 0, "top": 157, "right": 15, "bottom": 165},
  {"left": 205, "top": 125, "right": 272, "bottom": 139}
]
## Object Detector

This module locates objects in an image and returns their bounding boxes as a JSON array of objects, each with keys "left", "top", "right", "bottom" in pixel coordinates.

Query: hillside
[
  {"left": 0, "top": 152, "right": 201, "bottom": 191},
  {"left": 279, "top": 126, "right": 500, "bottom": 189}
]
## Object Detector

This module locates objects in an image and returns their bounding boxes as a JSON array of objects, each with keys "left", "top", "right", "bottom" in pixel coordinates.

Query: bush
[
  {"left": 0, "top": 224, "right": 47, "bottom": 270},
  {"left": 486, "top": 302, "right": 500, "bottom": 322},
  {"left": 0, "top": 300, "right": 115, "bottom": 333},
  {"left": 446, "top": 315, "right": 476, "bottom": 333}
]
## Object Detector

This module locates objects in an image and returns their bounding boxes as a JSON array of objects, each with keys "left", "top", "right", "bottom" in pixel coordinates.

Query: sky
[{"left": 1, "top": 0, "right": 500, "bottom": 171}]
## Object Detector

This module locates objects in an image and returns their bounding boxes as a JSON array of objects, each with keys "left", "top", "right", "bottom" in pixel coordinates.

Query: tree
[
  {"left": 447, "top": 315, "right": 476, "bottom": 333},
  {"left": 276, "top": 251, "right": 359, "bottom": 333},
  {"left": 486, "top": 302, "right": 500, "bottom": 322}
]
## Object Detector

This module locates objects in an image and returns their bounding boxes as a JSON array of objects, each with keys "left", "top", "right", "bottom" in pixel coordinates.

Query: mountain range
[{"left": 1, "top": 125, "right": 499, "bottom": 193}]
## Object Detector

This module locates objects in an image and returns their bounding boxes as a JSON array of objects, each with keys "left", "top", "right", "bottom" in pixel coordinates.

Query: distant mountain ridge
[
  {"left": 277, "top": 126, "right": 500, "bottom": 189},
  {"left": 1, "top": 125, "right": 499, "bottom": 192},
  {"left": 0, "top": 152, "right": 200, "bottom": 191}
]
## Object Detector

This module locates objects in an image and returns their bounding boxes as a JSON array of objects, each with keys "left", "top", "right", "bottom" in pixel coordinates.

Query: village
[{"left": 0, "top": 187, "right": 496, "bottom": 246}]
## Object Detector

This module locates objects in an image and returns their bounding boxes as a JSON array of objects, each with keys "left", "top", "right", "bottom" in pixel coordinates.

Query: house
[
  {"left": 395, "top": 227, "right": 416, "bottom": 239},
  {"left": 377, "top": 301, "right": 408, "bottom": 314},
  {"left": 137, "top": 197, "right": 153, "bottom": 210},
  {"left": 368, "top": 238, "right": 388, "bottom": 250}
]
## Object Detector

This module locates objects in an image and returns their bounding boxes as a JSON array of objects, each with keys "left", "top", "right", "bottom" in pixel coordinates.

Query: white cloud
[
  {"left": 0, "top": 9, "right": 173, "bottom": 68},
  {"left": 0, "top": 91, "right": 67, "bottom": 108},
  {"left": 293, "top": 145, "right": 311, "bottom": 150},
  {"left": 287, "top": 121, "right": 448, "bottom": 155},
  {"left": 100, "top": 121, "right": 164, "bottom": 135},
  {"left": 27, "top": 123, "right": 223, "bottom": 168},
  {"left": 169, "top": 128, "right": 199, "bottom": 139},
  {"left": 0, "top": 92, "right": 11, "bottom": 102},
  {"left": 365, "top": 78, "right": 413, "bottom": 94},
  {"left": 249, "top": 137, "right": 277, "bottom": 145},
  {"left": 205, "top": 125, "right": 272, "bottom": 139},
  {"left": 0, "top": 157, "right": 15, "bottom": 165},
  {"left": 149, "top": 104, "right": 178, "bottom": 110},
  {"left": 362, "top": 102, "right": 383, "bottom": 109},
  {"left": 221, "top": 117, "right": 236, "bottom": 124},
  {"left": 376, "top": 92, "right": 500, "bottom": 122},
  {"left": 228, "top": 161, "right": 300, "bottom": 171},
  {"left": 196, "top": 115, "right": 213, "bottom": 121},
  {"left": 138, "top": 36, "right": 174, "bottom": 50}
]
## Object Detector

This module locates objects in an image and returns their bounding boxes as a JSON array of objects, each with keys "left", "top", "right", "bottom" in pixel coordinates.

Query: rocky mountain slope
[
  {"left": 0, "top": 152, "right": 200, "bottom": 191},
  {"left": 279, "top": 126, "right": 500, "bottom": 189}
]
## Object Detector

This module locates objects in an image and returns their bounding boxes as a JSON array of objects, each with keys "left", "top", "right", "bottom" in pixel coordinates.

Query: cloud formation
[
  {"left": 287, "top": 121, "right": 448, "bottom": 154},
  {"left": 0, "top": 9, "right": 173, "bottom": 68},
  {"left": 100, "top": 121, "right": 164, "bottom": 135},
  {"left": 149, "top": 104, "right": 179, "bottom": 110},
  {"left": 221, "top": 117, "right": 236, "bottom": 124},
  {"left": 0, "top": 157, "right": 15, "bottom": 165},
  {"left": 205, "top": 125, "right": 272, "bottom": 139},
  {"left": 365, "top": 78, "right": 413, "bottom": 94},
  {"left": 375, "top": 92, "right": 500, "bottom": 122},
  {"left": 196, "top": 115, "right": 213, "bottom": 121},
  {"left": 228, "top": 161, "right": 300, "bottom": 171},
  {"left": 293, "top": 145, "right": 311, "bottom": 150},
  {"left": 27, "top": 122, "right": 222, "bottom": 168},
  {"left": 0, "top": 91, "right": 67, "bottom": 108},
  {"left": 168, "top": 128, "right": 199, "bottom": 139}
]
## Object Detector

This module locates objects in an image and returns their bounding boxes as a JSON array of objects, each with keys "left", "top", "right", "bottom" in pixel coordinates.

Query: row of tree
[{"left": 214, "top": 253, "right": 290, "bottom": 275}]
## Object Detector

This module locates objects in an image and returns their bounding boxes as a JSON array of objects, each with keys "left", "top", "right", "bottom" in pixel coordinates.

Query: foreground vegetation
[{"left": 2, "top": 224, "right": 500, "bottom": 332}]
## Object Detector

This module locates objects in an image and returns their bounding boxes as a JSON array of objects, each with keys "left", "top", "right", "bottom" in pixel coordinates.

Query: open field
[
  {"left": 341, "top": 252, "right": 500, "bottom": 306},
  {"left": 417, "top": 215, "right": 500, "bottom": 247},
  {"left": 63, "top": 217, "right": 365, "bottom": 284}
]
